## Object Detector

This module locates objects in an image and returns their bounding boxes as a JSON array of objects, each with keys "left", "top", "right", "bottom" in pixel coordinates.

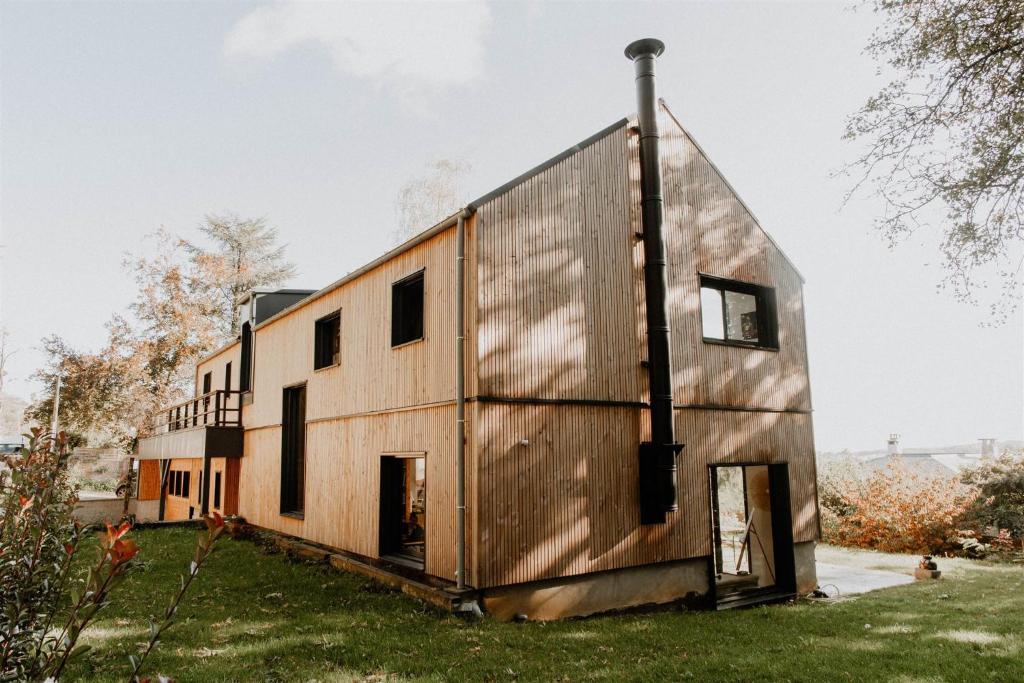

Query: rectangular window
[
  {"left": 239, "top": 321, "right": 253, "bottom": 392},
  {"left": 699, "top": 275, "right": 778, "bottom": 349},
  {"left": 391, "top": 270, "right": 425, "bottom": 347},
  {"left": 314, "top": 310, "right": 341, "bottom": 370},
  {"left": 214, "top": 471, "right": 222, "bottom": 509},
  {"left": 280, "top": 385, "right": 307, "bottom": 515},
  {"left": 182, "top": 471, "right": 190, "bottom": 498},
  {"left": 224, "top": 362, "right": 232, "bottom": 393}
]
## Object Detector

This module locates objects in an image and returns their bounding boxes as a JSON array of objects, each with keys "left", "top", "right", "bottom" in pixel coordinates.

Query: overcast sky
[{"left": 1, "top": 1, "right": 1021, "bottom": 451}]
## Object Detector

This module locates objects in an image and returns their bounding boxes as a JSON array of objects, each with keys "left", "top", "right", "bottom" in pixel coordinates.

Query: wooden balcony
[{"left": 137, "top": 390, "right": 244, "bottom": 460}]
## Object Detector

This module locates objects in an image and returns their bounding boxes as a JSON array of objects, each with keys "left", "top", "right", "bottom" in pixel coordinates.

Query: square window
[
  {"left": 699, "top": 275, "right": 777, "bottom": 349},
  {"left": 391, "top": 271, "right": 424, "bottom": 347},
  {"left": 314, "top": 311, "right": 341, "bottom": 370}
]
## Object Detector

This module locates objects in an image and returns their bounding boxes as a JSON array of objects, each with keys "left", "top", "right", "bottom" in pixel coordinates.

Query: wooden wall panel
[
  {"left": 196, "top": 344, "right": 240, "bottom": 395},
  {"left": 659, "top": 110, "right": 811, "bottom": 412},
  {"left": 163, "top": 457, "right": 203, "bottom": 521},
  {"left": 475, "top": 125, "right": 645, "bottom": 402},
  {"left": 475, "top": 402, "right": 693, "bottom": 588},
  {"left": 205, "top": 456, "right": 241, "bottom": 517},
  {"left": 475, "top": 403, "right": 817, "bottom": 588},
  {"left": 471, "top": 108, "right": 819, "bottom": 588},
  {"left": 236, "top": 404, "right": 475, "bottom": 583},
  {"left": 137, "top": 459, "right": 161, "bottom": 500},
  {"left": 673, "top": 409, "right": 819, "bottom": 548},
  {"left": 246, "top": 228, "right": 459, "bottom": 429},
  {"left": 224, "top": 457, "right": 240, "bottom": 516}
]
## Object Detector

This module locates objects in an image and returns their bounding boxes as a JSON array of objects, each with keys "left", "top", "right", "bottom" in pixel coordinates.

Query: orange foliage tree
[{"left": 822, "top": 460, "right": 978, "bottom": 554}]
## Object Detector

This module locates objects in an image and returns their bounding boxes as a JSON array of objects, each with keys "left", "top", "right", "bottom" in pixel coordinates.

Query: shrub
[
  {"left": 960, "top": 452, "right": 1024, "bottom": 539},
  {"left": 821, "top": 460, "right": 978, "bottom": 554},
  {"left": 0, "top": 429, "right": 80, "bottom": 679},
  {"left": 1, "top": 430, "right": 225, "bottom": 681}
]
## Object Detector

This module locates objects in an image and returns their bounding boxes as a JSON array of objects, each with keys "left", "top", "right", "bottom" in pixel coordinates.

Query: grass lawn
[{"left": 66, "top": 527, "right": 1024, "bottom": 682}]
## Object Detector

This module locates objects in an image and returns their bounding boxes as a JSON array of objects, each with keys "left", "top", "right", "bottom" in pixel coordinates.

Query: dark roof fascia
[{"left": 466, "top": 117, "right": 631, "bottom": 212}]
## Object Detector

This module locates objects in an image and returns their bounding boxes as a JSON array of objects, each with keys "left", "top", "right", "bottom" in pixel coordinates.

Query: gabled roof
[
  {"left": 198, "top": 105, "right": 805, "bottom": 363},
  {"left": 658, "top": 99, "right": 805, "bottom": 283}
]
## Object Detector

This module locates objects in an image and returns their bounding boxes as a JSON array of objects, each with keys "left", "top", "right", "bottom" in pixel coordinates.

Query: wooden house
[{"left": 135, "top": 40, "right": 820, "bottom": 618}]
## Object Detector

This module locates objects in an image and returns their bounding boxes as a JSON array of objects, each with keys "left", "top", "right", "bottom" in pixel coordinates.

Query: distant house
[
  {"left": 852, "top": 434, "right": 1004, "bottom": 478},
  {"left": 130, "top": 40, "right": 820, "bottom": 619}
]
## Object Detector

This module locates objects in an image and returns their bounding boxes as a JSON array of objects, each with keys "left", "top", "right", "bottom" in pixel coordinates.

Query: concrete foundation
[
  {"left": 794, "top": 540, "right": 818, "bottom": 595},
  {"left": 128, "top": 498, "right": 161, "bottom": 523},
  {"left": 482, "top": 558, "right": 710, "bottom": 621}
]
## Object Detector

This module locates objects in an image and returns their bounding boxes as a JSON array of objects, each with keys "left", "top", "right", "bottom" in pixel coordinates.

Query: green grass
[{"left": 66, "top": 527, "right": 1024, "bottom": 682}]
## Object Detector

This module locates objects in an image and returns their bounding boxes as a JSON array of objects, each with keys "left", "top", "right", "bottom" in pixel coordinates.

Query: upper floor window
[
  {"left": 314, "top": 310, "right": 341, "bottom": 370},
  {"left": 391, "top": 270, "right": 424, "bottom": 347},
  {"left": 239, "top": 321, "right": 253, "bottom": 392},
  {"left": 699, "top": 275, "right": 778, "bottom": 349}
]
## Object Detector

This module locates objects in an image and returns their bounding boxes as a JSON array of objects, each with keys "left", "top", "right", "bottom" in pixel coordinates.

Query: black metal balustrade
[{"left": 152, "top": 390, "right": 243, "bottom": 435}]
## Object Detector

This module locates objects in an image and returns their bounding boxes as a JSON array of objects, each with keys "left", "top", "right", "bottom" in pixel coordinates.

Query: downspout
[
  {"left": 455, "top": 207, "right": 473, "bottom": 590},
  {"left": 625, "top": 38, "right": 684, "bottom": 524}
]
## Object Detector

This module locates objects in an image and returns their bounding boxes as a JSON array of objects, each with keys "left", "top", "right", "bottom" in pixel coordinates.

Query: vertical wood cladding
[
  {"left": 245, "top": 228, "right": 460, "bottom": 429},
  {"left": 196, "top": 344, "right": 240, "bottom": 396},
  {"left": 162, "top": 457, "right": 203, "bottom": 521},
  {"left": 659, "top": 110, "right": 812, "bottom": 412},
  {"left": 470, "top": 108, "right": 818, "bottom": 588},
  {"left": 227, "top": 224, "right": 475, "bottom": 583},
  {"left": 236, "top": 403, "right": 474, "bottom": 583},
  {"left": 187, "top": 106, "right": 817, "bottom": 591},
  {"left": 474, "top": 402, "right": 817, "bottom": 588},
  {"left": 137, "top": 459, "right": 162, "bottom": 501},
  {"left": 476, "top": 125, "right": 646, "bottom": 403}
]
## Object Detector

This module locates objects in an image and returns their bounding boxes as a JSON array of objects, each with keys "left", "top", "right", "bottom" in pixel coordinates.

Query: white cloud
[{"left": 224, "top": 1, "right": 492, "bottom": 93}]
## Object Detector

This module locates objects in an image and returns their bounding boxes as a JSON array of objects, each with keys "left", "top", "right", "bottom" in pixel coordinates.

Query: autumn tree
[
  {"left": 185, "top": 214, "right": 297, "bottom": 338},
  {"left": 25, "top": 332, "right": 137, "bottom": 448},
  {"left": 28, "top": 220, "right": 295, "bottom": 449},
  {"left": 845, "top": 0, "right": 1024, "bottom": 317},
  {"left": 392, "top": 159, "right": 470, "bottom": 244}
]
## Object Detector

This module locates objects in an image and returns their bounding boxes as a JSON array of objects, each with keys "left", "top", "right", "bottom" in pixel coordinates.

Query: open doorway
[
  {"left": 380, "top": 454, "right": 426, "bottom": 568},
  {"left": 710, "top": 463, "right": 796, "bottom": 606}
]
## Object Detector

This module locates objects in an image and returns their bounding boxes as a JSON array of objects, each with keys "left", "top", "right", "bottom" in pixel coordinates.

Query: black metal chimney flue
[{"left": 626, "top": 38, "right": 683, "bottom": 525}]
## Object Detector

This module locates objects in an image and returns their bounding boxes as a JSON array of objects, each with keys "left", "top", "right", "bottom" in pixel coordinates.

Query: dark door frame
[
  {"left": 379, "top": 452, "right": 427, "bottom": 570},
  {"left": 707, "top": 462, "right": 797, "bottom": 602}
]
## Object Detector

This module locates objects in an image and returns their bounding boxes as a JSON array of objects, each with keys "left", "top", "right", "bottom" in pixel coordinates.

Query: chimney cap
[{"left": 625, "top": 38, "right": 665, "bottom": 61}]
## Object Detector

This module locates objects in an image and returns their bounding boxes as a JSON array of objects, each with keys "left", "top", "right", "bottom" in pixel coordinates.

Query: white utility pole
[{"left": 49, "top": 374, "right": 62, "bottom": 440}]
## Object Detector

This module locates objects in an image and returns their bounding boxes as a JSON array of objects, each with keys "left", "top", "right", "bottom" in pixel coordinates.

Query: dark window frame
[
  {"left": 698, "top": 274, "right": 779, "bottom": 350},
  {"left": 313, "top": 309, "right": 342, "bottom": 370},
  {"left": 213, "top": 471, "right": 222, "bottom": 509},
  {"left": 239, "top": 321, "right": 253, "bottom": 392},
  {"left": 280, "top": 383, "right": 307, "bottom": 517},
  {"left": 390, "top": 269, "right": 425, "bottom": 348}
]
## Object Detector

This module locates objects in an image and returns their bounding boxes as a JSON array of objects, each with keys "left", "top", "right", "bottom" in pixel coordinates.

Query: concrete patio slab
[{"left": 815, "top": 561, "right": 915, "bottom": 597}]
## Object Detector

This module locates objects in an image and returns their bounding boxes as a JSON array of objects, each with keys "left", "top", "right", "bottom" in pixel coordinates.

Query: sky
[{"left": 1, "top": 0, "right": 1021, "bottom": 451}]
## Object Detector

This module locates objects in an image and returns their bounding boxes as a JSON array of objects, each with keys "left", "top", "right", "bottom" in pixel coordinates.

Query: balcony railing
[{"left": 152, "top": 390, "right": 243, "bottom": 435}]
